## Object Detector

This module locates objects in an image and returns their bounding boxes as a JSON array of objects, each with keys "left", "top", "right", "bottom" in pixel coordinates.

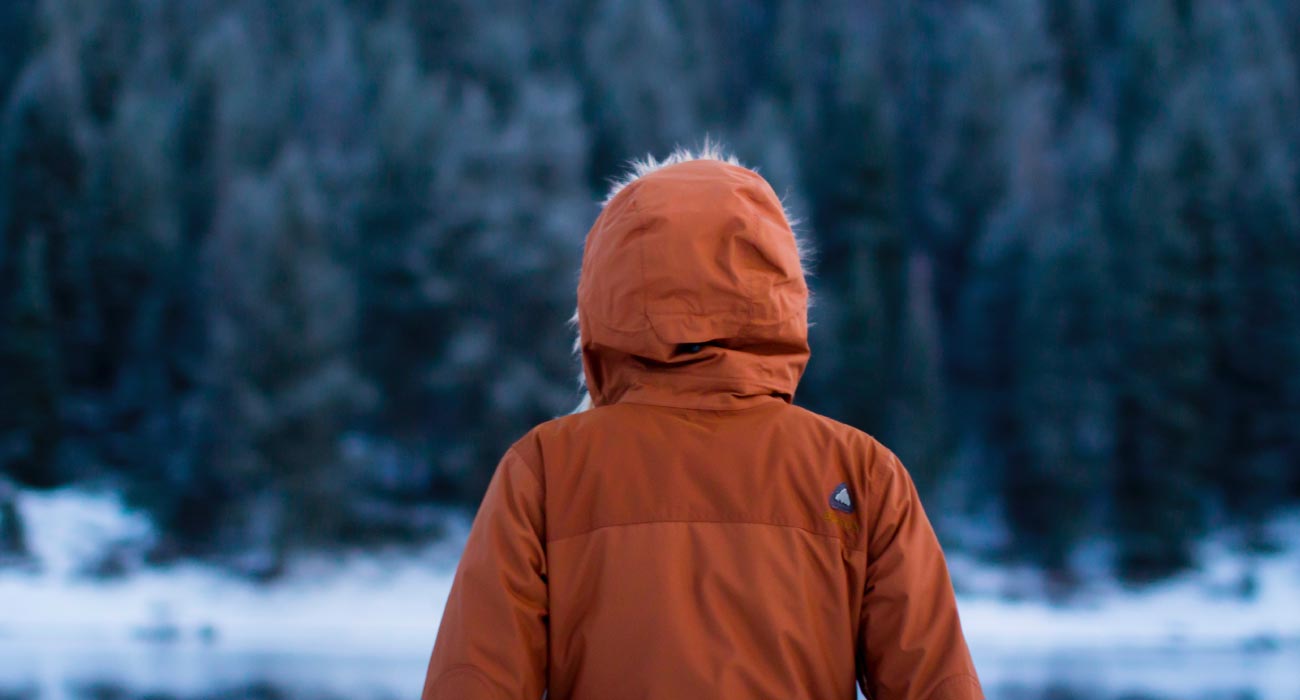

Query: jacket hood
[{"left": 573, "top": 146, "right": 812, "bottom": 411}]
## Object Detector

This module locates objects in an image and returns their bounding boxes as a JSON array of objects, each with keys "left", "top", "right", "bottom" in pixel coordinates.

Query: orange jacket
[{"left": 422, "top": 156, "right": 983, "bottom": 700}]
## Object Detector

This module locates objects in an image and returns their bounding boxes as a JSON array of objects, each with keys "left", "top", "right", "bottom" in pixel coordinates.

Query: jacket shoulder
[
  {"left": 781, "top": 404, "right": 906, "bottom": 481},
  {"left": 782, "top": 403, "right": 891, "bottom": 451},
  {"left": 504, "top": 405, "right": 616, "bottom": 469}
]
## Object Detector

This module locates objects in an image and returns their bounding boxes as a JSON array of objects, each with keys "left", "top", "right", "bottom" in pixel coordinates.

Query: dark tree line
[{"left": 1, "top": 0, "right": 1298, "bottom": 584}]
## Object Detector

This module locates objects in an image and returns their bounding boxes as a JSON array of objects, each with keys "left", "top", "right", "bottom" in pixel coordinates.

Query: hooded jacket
[{"left": 422, "top": 149, "right": 983, "bottom": 700}]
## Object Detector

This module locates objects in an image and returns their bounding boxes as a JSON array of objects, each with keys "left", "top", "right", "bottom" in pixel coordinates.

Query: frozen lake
[{"left": 1, "top": 641, "right": 1297, "bottom": 700}]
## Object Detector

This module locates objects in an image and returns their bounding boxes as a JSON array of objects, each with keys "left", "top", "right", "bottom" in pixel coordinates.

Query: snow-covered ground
[
  {"left": 0, "top": 489, "right": 466, "bottom": 655},
  {"left": 949, "top": 513, "right": 1300, "bottom": 653},
  {"left": 2, "top": 487, "right": 1298, "bottom": 657}
]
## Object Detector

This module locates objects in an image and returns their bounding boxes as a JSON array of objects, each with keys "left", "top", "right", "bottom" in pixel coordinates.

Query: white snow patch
[
  {"left": 950, "top": 512, "right": 1300, "bottom": 653},
  {"left": 0, "top": 487, "right": 466, "bottom": 656},
  {"left": 16, "top": 488, "right": 157, "bottom": 578},
  {"left": 2, "top": 488, "right": 1299, "bottom": 658}
]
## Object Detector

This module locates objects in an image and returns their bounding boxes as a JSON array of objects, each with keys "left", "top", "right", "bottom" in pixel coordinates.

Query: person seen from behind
[{"left": 421, "top": 142, "right": 984, "bottom": 700}]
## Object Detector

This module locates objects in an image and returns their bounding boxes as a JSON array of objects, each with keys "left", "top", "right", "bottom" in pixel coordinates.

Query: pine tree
[
  {"left": 1005, "top": 93, "right": 1116, "bottom": 580},
  {"left": 787, "top": 3, "right": 908, "bottom": 441},
  {"left": 201, "top": 148, "right": 372, "bottom": 574},
  {"left": 0, "top": 58, "right": 83, "bottom": 489},
  {"left": 0, "top": 231, "right": 62, "bottom": 487},
  {"left": 580, "top": 0, "right": 700, "bottom": 181},
  {"left": 890, "top": 252, "right": 949, "bottom": 497},
  {"left": 1197, "top": 0, "right": 1300, "bottom": 537},
  {"left": 0, "top": 0, "right": 36, "bottom": 103},
  {"left": 1112, "top": 95, "right": 1221, "bottom": 583}
]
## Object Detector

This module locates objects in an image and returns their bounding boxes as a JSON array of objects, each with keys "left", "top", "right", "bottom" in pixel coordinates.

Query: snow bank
[
  {"left": 951, "top": 513, "right": 1300, "bottom": 653},
  {"left": 2, "top": 488, "right": 1299, "bottom": 655},
  {"left": 957, "top": 560, "right": 1300, "bottom": 653},
  {"left": 0, "top": 488, "right": 466, "bottom": 656}
]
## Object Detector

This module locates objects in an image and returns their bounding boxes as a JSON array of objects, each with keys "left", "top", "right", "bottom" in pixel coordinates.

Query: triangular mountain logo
[{"left": 829, "top": 483, "right": 854, "bottom": 513}]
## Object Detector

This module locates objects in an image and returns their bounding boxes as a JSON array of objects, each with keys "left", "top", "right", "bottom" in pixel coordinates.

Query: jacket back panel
[{"left": 521, "top": 399, "right": 872, "bottom": 700}]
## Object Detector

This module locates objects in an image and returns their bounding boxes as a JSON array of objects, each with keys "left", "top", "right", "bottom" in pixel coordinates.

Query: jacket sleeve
[
  {"left": 856, "top": 449, "right": 983, "bottom": 700},
  {"left": 422, "top": 446, "right": 548, "bottom": 700}
]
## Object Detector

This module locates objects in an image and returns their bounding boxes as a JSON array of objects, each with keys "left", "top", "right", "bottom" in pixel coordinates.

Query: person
[{"left": 421, "top": 144, "right": 983, "bottom": 700}]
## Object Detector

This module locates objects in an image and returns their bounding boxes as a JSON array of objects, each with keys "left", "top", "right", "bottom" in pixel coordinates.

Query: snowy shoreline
[{"left": 3, "top": 489, "right": 1298, "bottom": 656}]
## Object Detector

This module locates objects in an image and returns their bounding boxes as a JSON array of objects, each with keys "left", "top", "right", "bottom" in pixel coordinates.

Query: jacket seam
[
  {"left": 613, "top": 396, "right": 786, "bottom": 413},
  {"left": 505, "top": 445, "right": 545, "bottom": 491},
  {"left": 627, "top": 366, "right": 786, "bottom": 382},
  {"left": 584, "top": 311, "right": 798, "bottom": 334},
  {"left": 924, "top": 672, "right": 983, "bottom": 700},
  {"left": 547, "top": 517, "right": 864, "bottom": 552},
  {"left": 633, "top": 191, "right": 656, "bottom": 337},
  {"left": 741, "top": 205, "right": 760, "bottom": 329},
  {"left": 428, "top": 663, "right": 497, "bottom": 697}
]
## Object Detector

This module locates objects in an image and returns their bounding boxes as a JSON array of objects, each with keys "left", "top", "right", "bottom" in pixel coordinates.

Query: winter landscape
[
  {"left": 4, "top": 0, "right": 1300, "bottom": 698},
  {"left": 2, "top": 488, "right": 1299, "bottom": 699}
]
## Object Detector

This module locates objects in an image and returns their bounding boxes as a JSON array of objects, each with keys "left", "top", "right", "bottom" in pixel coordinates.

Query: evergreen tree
[
  {"left": 1112, "top": 95, "right": 1221, "bottom": 582},
  {"left": 201, "top": 148, "right": 372, "bottom": 573},
  {"left": 0, "top": 58, "right": 83, "bottom": 489},
  {"left": 0, "top": 0, "right": 36, "bottom": 104},
  {"left": 580, "top": 0, "right": 700, "bottom": 181},
  {"left": 1198, "top": 0, "right": 1300, "bottom": 535},
  {"left": 0, "top": 0, "right": 1297, "bottom": 580},
  {"left": 788, "top": 3, "right": 908, "bottom": 446},
  {"left": 0, "top": 231, "right": 62, "bottom": 487},
  {"left": 889, "top": 252, "right": 950, "bottom": 497}
]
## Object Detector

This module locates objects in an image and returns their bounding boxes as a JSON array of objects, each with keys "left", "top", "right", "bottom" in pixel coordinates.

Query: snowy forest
[{"left": 1, "top": 0, "right": 1299, "bottom": 588}]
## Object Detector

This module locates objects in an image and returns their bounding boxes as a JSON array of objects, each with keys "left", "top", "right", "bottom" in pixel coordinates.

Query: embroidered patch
[{"left": 829, "top": 482, "right": 854, "bottom": 513}]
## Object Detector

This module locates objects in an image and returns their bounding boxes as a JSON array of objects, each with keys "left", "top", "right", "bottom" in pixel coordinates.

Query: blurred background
[{"left": 1, "top": 0, "right": 1299, "bottom": 698}]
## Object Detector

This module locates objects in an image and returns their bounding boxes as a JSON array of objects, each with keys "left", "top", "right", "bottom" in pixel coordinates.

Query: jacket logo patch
[{"left": 829, "top": 483, "right": 854, "bottom": 513}]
